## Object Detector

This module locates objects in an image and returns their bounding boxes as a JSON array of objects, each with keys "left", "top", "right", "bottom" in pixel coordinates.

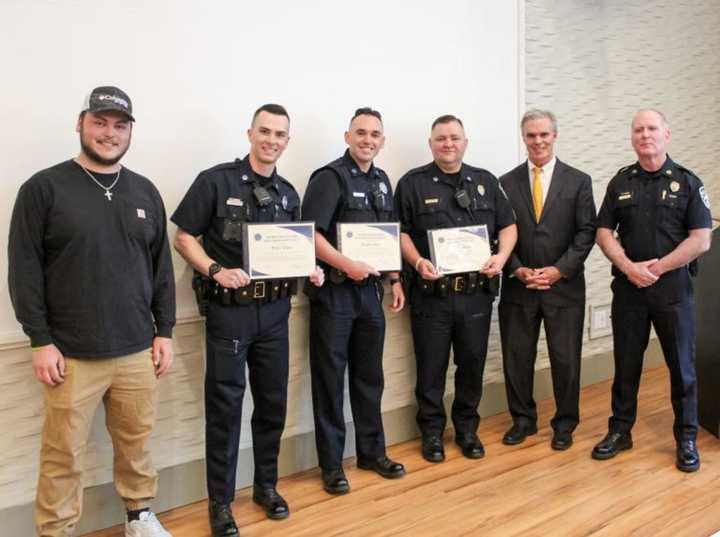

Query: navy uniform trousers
[
  {"left": 609, "top": 269, "right": 698, "bottom": 441},
  {"left": 410, "top": 290, "right": 494, "bottom": 438},
  {"left": 204, "top": 298, "right": 291, "bottom": 504},
  {"left": 308, "top": 280, "right": 386, "bottom": 470}
]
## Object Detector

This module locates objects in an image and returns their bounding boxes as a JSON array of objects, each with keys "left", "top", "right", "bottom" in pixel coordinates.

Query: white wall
[
  {"left": 0, "top": 0, "right": 521, "bottom": 509},
  {"left": 0, "top": 0, "right": 522, "bottom": 340}
]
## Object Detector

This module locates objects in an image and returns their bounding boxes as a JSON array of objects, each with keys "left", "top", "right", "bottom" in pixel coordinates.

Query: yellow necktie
[{"left": 532, "top": 166, "right": 543, "bottom": 222}]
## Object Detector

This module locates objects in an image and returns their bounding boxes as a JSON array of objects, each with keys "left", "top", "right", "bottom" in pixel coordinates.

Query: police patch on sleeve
[
  {"left": 379, "top": 182, "right": 388, "bottom": 194},
  {"left": 699, "top": 186, "right": 710, "bottom": 209}
]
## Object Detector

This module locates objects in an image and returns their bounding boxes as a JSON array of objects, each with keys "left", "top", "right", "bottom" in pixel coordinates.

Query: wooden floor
[{"left": 86, "top": 366, "right": 720, "bottom": 537}]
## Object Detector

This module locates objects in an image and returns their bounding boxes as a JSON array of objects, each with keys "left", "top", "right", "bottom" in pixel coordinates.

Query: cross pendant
[{"left": 104, "top": 191, "right": 113, "bottom": 201}]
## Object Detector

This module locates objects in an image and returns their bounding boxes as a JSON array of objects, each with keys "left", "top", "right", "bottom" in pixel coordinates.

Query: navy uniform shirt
[
  {"left": 171, "top": 155, "right": 301, "bottom": 268},
  {"left": 302, "top": 150, "right": 395, "bottom": 249},
  {"left": 395, "top": 161, "right": 516, "bottom": 259},
  {"left": 597, "top": 156, "right": 712, "bottom": 270}
]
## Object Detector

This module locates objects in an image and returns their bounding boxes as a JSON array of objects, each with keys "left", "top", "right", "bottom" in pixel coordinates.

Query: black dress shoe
[
  {"left": 252, "top": 487, "right": 289, "bottom": 520},
  {"left": 502, "top": 423, "right": 538, "bottom": 445},
  {"left": 321, "top": 468, "right": 350, "bottom": 495},
  {"left": 456, "top": 435, "right": 485, "bottom": 459},
  {"left": 676, "top": 440, "right": 700, "bottom": 472},
  {"left": 208, "top": 500, "right": 239, "bottom": 537},
  {"left": 591, "top": 432, "right": 633, "bottom": 460},
  {"left": 357, "top": 455, "right": 406, "bottom": 478},
  {"left": 421, "top": 435, "right": 445, "bottom": 463},
  {"left": 551, "top": 431, "right": 573, "bottom": 451}
]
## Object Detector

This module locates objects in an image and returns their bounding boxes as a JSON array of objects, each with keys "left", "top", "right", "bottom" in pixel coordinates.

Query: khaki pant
[{"left": 34, "top": 349, "right": 159, "bottom": 537}]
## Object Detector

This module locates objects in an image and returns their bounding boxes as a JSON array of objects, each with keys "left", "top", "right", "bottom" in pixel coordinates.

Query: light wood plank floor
[{"left": 85, "top": 366, "right": 720, "bottom": 537}]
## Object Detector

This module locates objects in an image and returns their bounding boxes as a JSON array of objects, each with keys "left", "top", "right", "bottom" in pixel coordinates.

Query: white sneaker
[{"left": 125, "top": 511, "right": 172, "bottom": 537}]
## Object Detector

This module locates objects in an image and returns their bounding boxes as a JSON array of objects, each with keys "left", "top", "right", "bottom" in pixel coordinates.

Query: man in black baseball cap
[{"left": 9, "top": 85, "right": 175, "bottom": 536}]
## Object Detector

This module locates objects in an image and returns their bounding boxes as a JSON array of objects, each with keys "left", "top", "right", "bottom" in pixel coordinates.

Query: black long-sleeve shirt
[{"left": 8, "top": 160, "right": 176, "bottom": 358}]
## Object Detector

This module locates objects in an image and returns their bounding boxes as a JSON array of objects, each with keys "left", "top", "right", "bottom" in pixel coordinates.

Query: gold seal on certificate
[
  {"left": 242, "top": 222, "right": 316, "bottom": 279},
  {"left": 428, "top": 224, "right": 491, "bottom": 275},
  {"left": 336, "top": 222, "right": 401, "bottom": 272}
]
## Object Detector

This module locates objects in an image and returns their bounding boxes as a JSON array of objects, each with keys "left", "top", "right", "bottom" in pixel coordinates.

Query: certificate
[
  {"left": 242, "top": 222, "right": 316, "bottom": 279},
  {"left": 427, "top": 224, "right": 491, "bottom": 275},
  {"left": 336, "top": 222, "right": 401, "bottom": 272}
]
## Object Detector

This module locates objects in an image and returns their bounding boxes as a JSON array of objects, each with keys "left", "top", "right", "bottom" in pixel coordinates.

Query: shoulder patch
[{"left": 699, "top": 186, "right": 711, "bottom": 209}]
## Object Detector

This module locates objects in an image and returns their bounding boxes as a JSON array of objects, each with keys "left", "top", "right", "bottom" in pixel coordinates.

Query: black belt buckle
[
  {"left": 452, "top": 275, "right": 465, "bottom": 293},
  {"left": 253, "top": 281, "right": 266, "bottom": 299}
]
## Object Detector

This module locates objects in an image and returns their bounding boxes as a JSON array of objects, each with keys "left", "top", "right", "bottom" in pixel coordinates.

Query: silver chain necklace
[{"left": 78, "top": 163, "right": 121, "bottom": 201}]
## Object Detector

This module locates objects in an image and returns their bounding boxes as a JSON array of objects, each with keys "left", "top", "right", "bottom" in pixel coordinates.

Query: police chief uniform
[
  {"left": 395, "top": 161, "right": 516, "bottom": 459},
  {"left": 171, "top": 155, "right": 300, "bottom": 527},
  {"left": 302, "top": 149, "right": 404, "bottom": 489},
  {"left": 593, "top": 156, "right": 712, "bottom": 469}
]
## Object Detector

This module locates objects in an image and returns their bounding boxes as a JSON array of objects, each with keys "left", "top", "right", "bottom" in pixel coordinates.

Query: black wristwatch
[{"left": 208, "top": 262, "right": 223, "bottom": 281}]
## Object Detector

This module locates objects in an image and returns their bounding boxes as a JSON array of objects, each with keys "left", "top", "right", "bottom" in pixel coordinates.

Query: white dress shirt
[{"left": 527, "top": 156, "right": 557, "bottom": 202}]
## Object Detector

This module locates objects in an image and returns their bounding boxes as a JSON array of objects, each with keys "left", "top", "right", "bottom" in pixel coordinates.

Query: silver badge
[
  {"left": 670, "top": 181, "right": 680, "bottom": 193},
  {"left": 433, "top": 177, "right": 439, "bottom": 182},
  {"left": 700, "top": 186, "right": 711, "bottom": 209},
  {"left": 241, "top": 174, "right": 249, "bottom": 182},
  {"left": 379, "top": 182, "right": 388, "bottom": 194},
  {"left": 477, "top": 184, "right": 485, "bottom": 196},
  {"left": 282, "top": 195, "right": 288, "bottom": 209}
]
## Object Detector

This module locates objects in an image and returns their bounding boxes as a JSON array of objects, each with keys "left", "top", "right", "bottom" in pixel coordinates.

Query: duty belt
[
  {"left": 212, "top": 279, "right": 298, "bottom": 305},
  {"left": 328, "top": 267, "right": 380, "bottom": 286},
  {"left": 417, "top": 272, "right": 489, "bottom": 298}
]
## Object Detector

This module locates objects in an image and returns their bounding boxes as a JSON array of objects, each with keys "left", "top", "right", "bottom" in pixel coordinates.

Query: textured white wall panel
[{"left": 524, "top": 0, "right": 720, "bottom": 370}]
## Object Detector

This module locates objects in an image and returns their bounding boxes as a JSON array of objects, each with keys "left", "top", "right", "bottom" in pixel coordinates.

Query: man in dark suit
[{"left": 499, "top": 109, "right": 596, "bottom": 450}]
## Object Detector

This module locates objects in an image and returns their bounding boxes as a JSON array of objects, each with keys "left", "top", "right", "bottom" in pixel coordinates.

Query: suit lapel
[
  {"left": 516, "top": 162, "right": 535, "bottom": 221},
  {"left": 539, "top": 159, "right": 565, "bottom": 222}
]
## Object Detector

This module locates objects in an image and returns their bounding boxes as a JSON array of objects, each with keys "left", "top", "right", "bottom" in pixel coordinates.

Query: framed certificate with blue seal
[
  {"left": 336, "top": 222, "right": 401, "bottom": 272},
  {"left": 427, "top": 224, "right": 491, "bottom": 275},
  {"left": 242, "top": 222, "right": 316, "bottom": 279}
]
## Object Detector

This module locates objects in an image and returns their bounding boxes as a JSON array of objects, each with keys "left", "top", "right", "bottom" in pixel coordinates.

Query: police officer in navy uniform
[
  {"left": 395, "top": 115, "right": 517, "bottom": 463},
  {"left": 302, "top": 107, "right": 406, "bottom": 495},
  {"left": 593, "top": 109, "right": 712, "bottom": 472},
  {"left": 172, "top": 104, "right": 324, "bottom": 536}
]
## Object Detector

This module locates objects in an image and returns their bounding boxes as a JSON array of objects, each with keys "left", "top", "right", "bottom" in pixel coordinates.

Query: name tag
[
  {"left": 353, "top": 192, "right": 366, "bottom": 198},
  {"left": 618, "top": 192, "right": 632, "bottom": 201},
  {"left": 226, "top": 197, "right": 244, "bottom": 206},
  {"left": 424, "top": 198, "right": 440, "bottom": 204},
  {"left": 136, "top": 208, "right": 146, "bottom": 219}
]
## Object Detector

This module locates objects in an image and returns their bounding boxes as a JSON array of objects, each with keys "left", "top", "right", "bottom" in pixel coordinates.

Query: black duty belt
[
  {"left": 211, "top": 279, "right": 298, "bottom": 305},
  {"left": 328, "top": 267, "right": 380, "bottom": 286},
  {"left": 417, "top": 272, "right": 490, "bottom": 297}
]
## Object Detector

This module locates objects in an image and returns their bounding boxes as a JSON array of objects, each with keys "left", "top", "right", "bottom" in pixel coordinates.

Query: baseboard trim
[{"left": 1, "top": 341, "right": 664, "bottom": 535}]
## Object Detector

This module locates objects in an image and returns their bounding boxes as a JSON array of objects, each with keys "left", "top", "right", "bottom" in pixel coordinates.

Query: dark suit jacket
[{"left": 500, "top": 159, "right": 596, "bottom": 307}]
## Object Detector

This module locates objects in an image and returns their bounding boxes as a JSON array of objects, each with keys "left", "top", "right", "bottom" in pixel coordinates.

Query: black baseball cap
[{"left": 81, "top": 86, "right": 135, "bottom": 121}]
